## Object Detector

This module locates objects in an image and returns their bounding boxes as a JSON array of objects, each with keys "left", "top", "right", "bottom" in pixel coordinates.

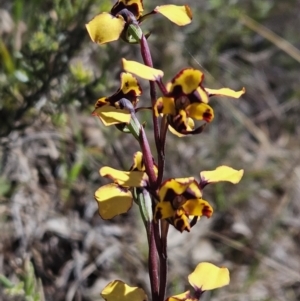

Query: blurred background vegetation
[{"left": 1, "top": 0, "right": 300, "bottom": 300}]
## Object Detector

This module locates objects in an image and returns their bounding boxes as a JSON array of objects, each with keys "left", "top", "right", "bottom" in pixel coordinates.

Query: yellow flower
[
  {"left": 154, "top": 69, "right": 245, "bottom": 137},
  {"left": 86, "top": 0, "right": 192, "bottom": 45},
  {"left": 166, "top": 262, "right": 230, "bottom": 301},
  {"left": 154, "top": 166, "right": 244, "bottom": 232},
  {"left": 92, "top": 72, "right": 141, "bottom": 126},
  {"left": 95, "top": 152, "right": 156, "bottom": 219}
]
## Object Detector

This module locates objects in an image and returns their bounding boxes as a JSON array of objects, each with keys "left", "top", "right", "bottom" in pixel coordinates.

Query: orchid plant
[{"left": 85, "top": 1, "right": 245, "bottom": 300}]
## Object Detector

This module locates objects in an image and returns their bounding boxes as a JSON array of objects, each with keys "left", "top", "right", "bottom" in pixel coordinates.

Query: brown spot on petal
[
  {"left": 203, "top": 109, "right": 213, "bottom": 122},
  {"left": 174, "top": 217, "right": 190, "bottom": 232},
  {"left": 156, "top": 102, "right": 164, "bottom": 114},
  {"left": 203, "top": 205, "right": 213, "bottom": 218},
  {"left": 164, "top": 189, "right": 177, "bottom": 203}
]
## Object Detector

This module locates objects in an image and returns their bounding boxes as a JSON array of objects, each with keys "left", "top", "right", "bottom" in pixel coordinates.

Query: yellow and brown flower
[
  {"left": 154, "top": 166, "right": 244, "bottom": 232},
  {"left": 95, "top": 151, "right": 157, "bottom": 219},
  {"left": 154, "top": 68, "right": 245, "bottom": 137},
  {"left": 154, "top": 177, "right": 213, "bottom": 232},
  {"left": 92, "top": 72, "right": 141, "bottom": 126}
]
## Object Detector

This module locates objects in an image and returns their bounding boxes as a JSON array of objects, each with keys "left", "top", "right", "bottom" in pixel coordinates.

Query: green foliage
[
  {"left": 0, "top": 260, "right": 44, "bottom": 301},
  {"left": 0, "top": 0, "right": 111, "bottom": 137}
]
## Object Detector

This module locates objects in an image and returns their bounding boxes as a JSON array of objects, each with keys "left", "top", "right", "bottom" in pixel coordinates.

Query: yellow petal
[
  {"left": 168, "top": 117, "right": 195, "bottom": 137},
  {"left": 166, "top": 291, "right": 193, "bottom": 301},
  {"left": 154, "top": 201, "right": 175, "bottom": 220},
  {"left": 120, "top": 72, "right": 142, "bottom": 96},
  {"left": 130, "top": 151, "right": 144, "bottom": 171},
  {"left": 173, "top": 213, "right": 191, "bottom": 232},
  {"left": 122, "top": 58, "right": 164, "bottom": 81},
  {"left": 187, "top": 103, "right": 214, "bottom": 122},
  {"left": 101, "top": 280, "right": 148, "bottom": 301},
  {"left": 155, "top": 97, "right": 176, "bottom": 115},
  {"left": 94, "top": 97, "right": 108, "bottom": 108},
  {"left": 168, "top": 125, "right": 186, "bottom": 137},
  {"left": 86, "top": 12, "right": 125, "bottom": 44},
  {"left": 100, "top": 166, "right": 146, "bottom": 187},
  {"left": 188, "top": 262, "right": 230, "bottom": 291},
  {"left": 94, "top": 184, "right": 132, "bottom": 219},
  {"left": 154, "top": 5, "right": 192, "bottom": 26},
  {"left": 200, "top": 166, "right": 244, "bottom": 184},
  {"left": 92, "top": 105, "right": 131, "bottom": 126},
  {"left": 196, "top": 87, "right": 209, "bottom": 103},
  {"left": 183, "top": 199, "right": 213, "bottom": 218},
  {"left": 205, "top": 87, "right": 245, "bottom": 98},
  {"left": 169, "top": 69, "right": 204, "bottom": 95}
]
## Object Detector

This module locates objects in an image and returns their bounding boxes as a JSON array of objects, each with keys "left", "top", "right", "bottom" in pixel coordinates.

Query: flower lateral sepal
[
  {"left": 101, "top": 280, "right": 148, "bottom": 301},
  {"left": 188, "top": 262, "right": 230, "bottom": 291},
  {"left": 140, "top": 5, "right": 192, "bottom": 26},
  {"left": 166, "top": 263, "right": 230, "bottom": 301},
  {"left": 94, "top": 183, "right": 133, "bottom": 219},
  {"left": 200, "top": 165, "right": 244, "bottom": 188},
  {"left": 154, "top": 5, "right": 192, "bottom": 26},
  {"left": 205, "top": 87, "right": 246, "bottom": 98},
  {"left": 85, "top": 13, "right": 126, "bottom": 45}
]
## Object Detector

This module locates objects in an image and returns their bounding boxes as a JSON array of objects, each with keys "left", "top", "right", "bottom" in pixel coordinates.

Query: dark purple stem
[
  {"left": 157, "top": 116, "right": 168, "bottom": 186},
  {"left": 148, "top": 221, "right": 159, "bottom": 301},
  {"left": 158, "top": 220, "right": 169, "bottom": 301},
  {"left": 140, "top": 35, "right": 162, "bottom": 189},
  {"left": 140, "top": 126, "right": 157, "bottom": 187}
]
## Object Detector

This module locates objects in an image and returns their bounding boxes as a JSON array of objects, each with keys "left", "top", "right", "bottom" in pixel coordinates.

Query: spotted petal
[
  {"left": 187, "top": 103, "right": 214, "bottom": 122},
  {"left": 154, "top": 5, "right": 192, "bottom": 26},
  {"left": 168, "top": 118, "right": 195, "bottom": 137},
  {"left": 182, "top": 199, "right": 213, "bottom": 218},
  {"left": 154, "top": 201, "right": 175, "bottom": 220},
  {"left": 95, "top": 183, "right": 132, "bottom": 219},
  {"left": 168, "top": 69, "right": 204, "bottom": 95},
  {"left": 154, "top": 97, "right": 176, "bottom": 116},
  {"left": 120, "top": 72, "right": 142, "bottom": 96},
  {"left": 101, "top": 280, "right": 147, "bottom": 301},
  {"left": 86, "top": 13, "right": 125, "bottom": 44},
  {"left": 188, "top": 262, "right": 230, "bottom": 291},
  {"left": 159, "top": 177, "right": 201, "bottom": 201}
]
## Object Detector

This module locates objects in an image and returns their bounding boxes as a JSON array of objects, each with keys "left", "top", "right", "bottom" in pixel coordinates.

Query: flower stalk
[{"left": 86, "top": 1, "right": 245, "bottom": 300}]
